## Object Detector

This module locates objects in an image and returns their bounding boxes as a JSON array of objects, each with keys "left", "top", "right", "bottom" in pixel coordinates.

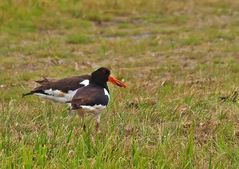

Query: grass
[
  {"left": 0, "top": 0, "right": 239, "bottom": 168},
  {"left": 66, "top": 34, "right": 93, "bottom": 44}
]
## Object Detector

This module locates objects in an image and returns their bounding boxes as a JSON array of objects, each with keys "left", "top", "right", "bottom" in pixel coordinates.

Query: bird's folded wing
[
  {"left": 70, "top": 97, "right": 94, "bottom": 109},
  {"left": 70, "top": 87, "right": 108, "bottom": 109},
  {"left": 23, "top": 75, "right": 90, "bottom": 97}
]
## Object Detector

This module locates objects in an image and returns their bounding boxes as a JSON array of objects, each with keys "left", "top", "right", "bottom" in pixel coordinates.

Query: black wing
[{"left": 70, "top": 84, "right": 109, "bottom": 110}]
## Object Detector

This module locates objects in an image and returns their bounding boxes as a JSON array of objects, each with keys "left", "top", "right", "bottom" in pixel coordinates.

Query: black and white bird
[
  {"left": 23, "top": 67, "right": 127, "bottom": 131},
  {"left": 69, "top": 67, "right": 127, "bottom": 131}
]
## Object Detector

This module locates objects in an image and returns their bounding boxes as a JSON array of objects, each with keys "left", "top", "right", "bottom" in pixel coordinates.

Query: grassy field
[{"left": 1, "top": 0, "right": 239, "bottom": 168}]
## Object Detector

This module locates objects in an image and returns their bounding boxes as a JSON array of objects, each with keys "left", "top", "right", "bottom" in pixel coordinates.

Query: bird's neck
[{"left": 90, "top": 80, "right": 109, "bottom": 92}]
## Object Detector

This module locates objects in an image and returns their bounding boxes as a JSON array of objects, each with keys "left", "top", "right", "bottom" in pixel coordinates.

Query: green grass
[
  {"left": 1, "top": 0, "right": 239, "bottom": 168},
  {"left": 66, "top": 34, "right": 93, "bottom": 44}
]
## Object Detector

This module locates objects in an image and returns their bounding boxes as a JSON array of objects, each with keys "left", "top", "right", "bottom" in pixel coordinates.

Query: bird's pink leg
[
  {"left": 95, "top": 113, "right": 101, "bottom": 133},
  {"left": 77, "top": 110, "right": 86, "bottom": 131}
]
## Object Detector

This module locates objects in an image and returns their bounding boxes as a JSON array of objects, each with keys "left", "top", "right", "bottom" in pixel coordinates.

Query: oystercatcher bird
[
  {"left": 23, "top": 75, "right": 91, "bottom": 103},
  {"left": 69, "top": 67, "right": 127, "bottom": 131}
]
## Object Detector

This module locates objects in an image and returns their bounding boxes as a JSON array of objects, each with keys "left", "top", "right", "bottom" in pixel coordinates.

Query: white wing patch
[
  {"left": 80, "top": 80, "right": 89, "bottom": 86},
  {"left": 34, "top": 89, "right": 78, "bottom": 103},
  {"left": 34, "top": 93, "right": 69, "bottom": 103},
  {"left": 44, "top": 89, "right": 65, "bottom": 96}
]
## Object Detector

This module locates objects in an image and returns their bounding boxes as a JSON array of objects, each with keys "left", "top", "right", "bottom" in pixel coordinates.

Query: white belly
[
  {"left": 81, "top": 105, "right": 106, "bottom": 113},
  {"left": 34, "top": 89, "right": 78, "bottom": 103}
]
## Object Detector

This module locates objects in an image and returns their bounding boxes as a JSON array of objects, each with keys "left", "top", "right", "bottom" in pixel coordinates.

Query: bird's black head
[
  {"left": 90, "top": 67, "right": 127, "bottom": 88},
  {"left": 90, "top": 67, "right": 111, "bottom": 87}
]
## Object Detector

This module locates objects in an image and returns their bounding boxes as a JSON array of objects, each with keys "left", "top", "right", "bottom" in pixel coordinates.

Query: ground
[{"left": 0, "top": 0, "right": 239, "bottom": 168}]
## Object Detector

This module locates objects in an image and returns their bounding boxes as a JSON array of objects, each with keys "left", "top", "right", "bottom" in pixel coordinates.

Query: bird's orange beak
[{"left": 108, "top": 75, "right": 127, "bottom": 88}]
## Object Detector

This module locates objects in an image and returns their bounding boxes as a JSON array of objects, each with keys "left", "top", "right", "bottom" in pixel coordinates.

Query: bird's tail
[{"left": 22, "top": 91, "right": 34, "bottom": 98}]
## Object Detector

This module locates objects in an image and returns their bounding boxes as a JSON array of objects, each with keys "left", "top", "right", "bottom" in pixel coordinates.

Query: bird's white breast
[
  {"left": 81, "top": 105, "right": 106, "bottom": 112},
  {"left": 104, "top": 88, "right": 110, "bottom": 100}
]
